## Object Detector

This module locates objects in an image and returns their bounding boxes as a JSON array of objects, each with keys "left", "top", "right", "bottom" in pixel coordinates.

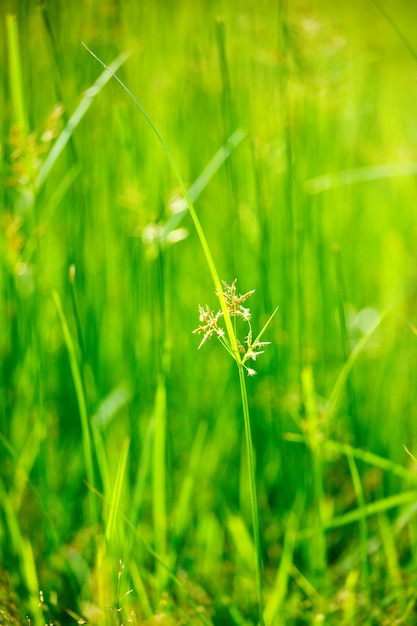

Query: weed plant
[{"left": 1, "top": 1, "right": 417, "bottom": 625}]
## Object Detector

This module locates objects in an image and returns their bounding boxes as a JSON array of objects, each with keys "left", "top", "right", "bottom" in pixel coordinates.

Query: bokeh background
[{"left": 1, "top": 1, "right": 417, "bottom": 623}]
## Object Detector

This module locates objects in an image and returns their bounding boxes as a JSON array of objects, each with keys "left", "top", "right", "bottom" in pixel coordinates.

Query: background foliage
[{"left": 1, "top": 0, "right": 417, "bottom": 624}]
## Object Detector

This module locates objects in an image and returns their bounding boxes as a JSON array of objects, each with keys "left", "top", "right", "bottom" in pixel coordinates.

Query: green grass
[{"left": 2, "top": 1, "right": 417, "bottom": 624}]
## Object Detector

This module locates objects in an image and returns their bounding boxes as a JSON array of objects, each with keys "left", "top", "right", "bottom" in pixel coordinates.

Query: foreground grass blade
[
  {"left": 52, "top": 290, "right": 97, "bottom": 523},
  {"left": 238, "top": 367, "right": 265, "bottom": 625}
]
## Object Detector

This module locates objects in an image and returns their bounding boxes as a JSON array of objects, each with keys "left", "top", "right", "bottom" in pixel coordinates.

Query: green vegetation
[{"left": 1, "top": 1, "right": 417, "bottom": 624}]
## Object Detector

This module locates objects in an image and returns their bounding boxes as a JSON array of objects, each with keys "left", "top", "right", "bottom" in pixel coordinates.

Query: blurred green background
[{"left": 1, "top": 0, "right": 417, "bottom": 624}]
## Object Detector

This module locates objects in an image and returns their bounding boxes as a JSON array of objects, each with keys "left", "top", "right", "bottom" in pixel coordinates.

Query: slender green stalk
[
  {"left": 238, "top": 365, "right": 265, "bottom": 626},
  {"left": 6, "top": 14, "right": 28, "bottom": 137},
  {"left": 301, "top": 366, "right": 327, "bottom": 593}
]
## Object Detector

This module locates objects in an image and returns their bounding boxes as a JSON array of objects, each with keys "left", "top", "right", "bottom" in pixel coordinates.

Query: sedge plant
[{"left": 84, "top": 43, "right": 278, "bottom": 626}]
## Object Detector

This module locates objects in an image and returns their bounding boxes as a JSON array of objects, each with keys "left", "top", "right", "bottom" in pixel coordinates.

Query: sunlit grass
[{"left": 1, "top": 1, "right": 417, "bottom": 624}]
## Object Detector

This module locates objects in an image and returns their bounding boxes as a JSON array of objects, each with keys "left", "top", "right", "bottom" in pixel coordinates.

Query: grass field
[{"left": 2, "top": 1, "right": 417, "bottom": 624}]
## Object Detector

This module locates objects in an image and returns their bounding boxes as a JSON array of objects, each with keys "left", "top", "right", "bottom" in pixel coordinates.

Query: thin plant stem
[{"left": 238, "top": 365, "right": 265, "bottom": 626}]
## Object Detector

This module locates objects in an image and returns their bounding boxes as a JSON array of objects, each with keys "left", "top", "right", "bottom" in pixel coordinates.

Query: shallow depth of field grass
[{"left": 1, "top": 1, "right": 417, "bottom": 624}]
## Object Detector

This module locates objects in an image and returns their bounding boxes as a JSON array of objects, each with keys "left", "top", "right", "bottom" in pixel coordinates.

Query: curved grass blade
[
  {"left": 85, "top": 483, "right": 213, "bottom": 626},
  {"left": 81, "top": 43, "right": 239, "bottom": 360},
  {"left": 36, "top": 52, "right": 130, "bottom": 191}
]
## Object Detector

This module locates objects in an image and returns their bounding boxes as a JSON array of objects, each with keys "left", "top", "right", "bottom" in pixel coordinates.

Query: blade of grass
[
  {"left": 296, "top": 490, "right": 417, "bottom": 539},
  {"left": 52, "top": 289, "right": 97, "bottom": 524},
  {"left": 105, "top": 438, "right": 130, "bottom": 545},
  {"left": 215, "top": 17, "right": 235, "bottom": 137},
  {"left": 285, "top": 434, "right": 417, "bottom": 483},
  {"left": 327, "top": 308, "right": 389, "bottom": 421},
  {"left": 404, "top": 445, "right": 417, "bottom": 465},
  {"left": 170, "top": 421, "right": 208, "bottom": 558},
  {"left": 264, "top": 502, "right": 300, "bottom": 626},
  {"left": 372, "top": 0, "right": 417, "bottom": 63},
  {"left": 6, "top": 14, "right": 28, "bottom": 137},
  {"left": 81, "top": 43, "right": 238, "bottom": 358},
  {"left": 306, "top": 162, "right": 417, "bottom": 194},
  {"left": 10, "top": 417, "right": 46, "bottom": 512},
  {"left": 345, "top": 446, "right": 371, "bottom": 622},
  {"left": 238, "top": 366, "right": 265, "bottom": 625},
  {"left": 0, "top": 478, "right": 41, "bottom": 626},
  {"left": 301, "top": 365, "right": 327, "bottom": 592},
  {"left": 86, "top": 483, "right": 213, "bottom": 626},
  {"left": 378, "top": 513, "right": 406, "bottom": 613},
  {"left": 128, "top": 560, "right": 153, "bottom": 619},
  {"left": 227, "top": 513, "right": 256, "bottom": 573},
  {"left": 161, "top": 127, "right": 246, "bottom": 245},
  {"left": 152, "top": 373, "right": 168, "bottom": 589},
  {"left": 93, "top": 439, "right": 130, "bottom": 622},
  {"left": 36, "top": 52, "right": 130, "bottom": 191},
  {"left": 215, "top": 16, "right": 240, "bottom": 264}
]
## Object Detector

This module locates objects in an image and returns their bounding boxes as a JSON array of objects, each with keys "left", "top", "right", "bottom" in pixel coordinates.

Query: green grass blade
[
  {"left": 52, "top": 289, "right": 97, "bottom": 523},
  {"left": 6, "top": 14, "right": 28, "bottom": 136},
  {"left": 264, "top": 504, "right": 299, "bottom": 626},
  {"left": 152, "top": 374, "right": 168, "bottom": 587},
  {"left": 227, "top": 513, "right": 256, "bottom": 572},
  {"left": 171, "top": 420, "right": 207, "bottom": 553},
  {"left": 296, "top": 490, "right": 417, "bottom": 541},
  {"left": 161, "top": 127, "right": 246, "bottom": 244},
  {"left": 285, "top": 435, "right": 417, "bottom": 483},
  {"left": 86, "top": 483, "right": 213, "bottom": 626},
  {"left": 378, "top": 513, "right": 406, "bottom": 612},
  {"left": 238, "top": 366, "right": 265, "bottom": 626},
  {"left": 306, "top": 162, "right": 417, "bottom": 194},
  {"left": 404, "top": 445, "right": 417, "bottom": 465},
  {"left": 372, "top": 0, "right": 417, "bottom": 63},
  {"left": 0, "top": 478, "right": 41, "bottom": 626},
  {"left": 325, "top": 490, "right": 417, "bottom": 531},
  {"left": 36, "top": 52, "right": 130, "bottom": 190},
  {"left": 10, "top": 417, "right": 46, "bottom": 512},
  {"left": 301, "top": 365, "right": 327, "bottom": 592},
  {"left": 345, "top": 446, "right": 371, "bottom": 621},
  {"left": 327, "top": 309, "right": 389, "bottom": 421},
  {"left": 105, "top": 437, "right": 130, "bottom": 544}
]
